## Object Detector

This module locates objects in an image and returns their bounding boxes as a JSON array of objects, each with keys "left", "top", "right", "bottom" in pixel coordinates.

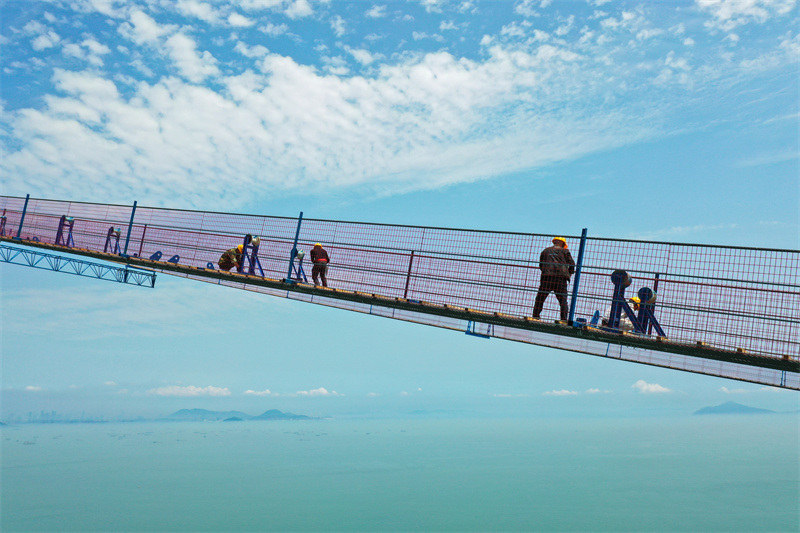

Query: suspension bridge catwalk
[{"left": 1, "top": 194, "right": 798, "bottom": 390}]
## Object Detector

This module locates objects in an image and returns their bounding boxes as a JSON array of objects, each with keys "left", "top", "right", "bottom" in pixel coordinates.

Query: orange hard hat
[{"left": 236, "top": 244, "right": 243, "bottom": 252}]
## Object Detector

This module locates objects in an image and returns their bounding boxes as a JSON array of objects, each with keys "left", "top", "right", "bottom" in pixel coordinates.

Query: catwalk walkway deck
[{"left": 2, "top": 195, "right": 797, "bottom": 390}]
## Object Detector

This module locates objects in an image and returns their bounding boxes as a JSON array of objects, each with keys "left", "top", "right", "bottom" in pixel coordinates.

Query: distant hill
[
  {"left": 163, "top": 408, "right": 253, "bottom": 421},
  {"left": 252, "top": 409, "right": 311, "bottom": 420},
  {"left": 694, "top": 401, "right": 775, "bottom": 415},
  {"left": 161, "top": 408, "right": 313, "bottom": 422}
]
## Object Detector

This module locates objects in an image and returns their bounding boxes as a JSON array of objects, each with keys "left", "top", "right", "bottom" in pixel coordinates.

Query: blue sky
[{"left": 1, "top": 0, "right": 798, "bottom": 419}]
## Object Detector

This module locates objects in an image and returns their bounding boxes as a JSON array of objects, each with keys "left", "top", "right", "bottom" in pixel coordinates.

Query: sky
[{"left": 1, "top": 0, "right": 798, "bottom": 420}]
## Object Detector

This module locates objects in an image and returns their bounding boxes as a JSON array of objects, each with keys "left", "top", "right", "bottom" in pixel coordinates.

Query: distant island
[
  {"left": 161, "top": 408, "right": 314, "bottom": 422},
  {"left": 694, "top": 401, "right": 775, "bottom": 415}
]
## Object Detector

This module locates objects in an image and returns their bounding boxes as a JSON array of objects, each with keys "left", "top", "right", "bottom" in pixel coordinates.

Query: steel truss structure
[{"left": 0, "top": 243, "right": 156, "bottom": 288}]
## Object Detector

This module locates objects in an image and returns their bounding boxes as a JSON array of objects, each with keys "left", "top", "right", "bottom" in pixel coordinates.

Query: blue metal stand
[
  {"left": 635, "top": 287, "right": 666, "bottom": 337},
  {"left": 290, "top": 251, "right": 308, "bottom": 282},
  {"left": 55, "top": 215, "right": 76, "bottom": 248},
  {"left": 104, "top": 226, "right": 121, "bottom": 254},
  {"left": 285, "top": 212, "right": 304, "bottom": 284},
  {"left": 0, "top": 210, "right": 6, "bottom": 236},
  {"left": 608, "top": 269, "right": 640, "bottom": 330},
  {"left": 0, "top": 243, "right": 156, "bottom": 287},
  {"left": 568, "top": 228, "right": 588, "bottom": 325},
  {"left": 238, "top": 234, "right": 265, "bottom": 276}
]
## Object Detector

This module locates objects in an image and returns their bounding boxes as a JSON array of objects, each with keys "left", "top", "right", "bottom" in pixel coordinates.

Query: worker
[
  {"left": 310, "top": 243, "right": 330, "bottom": 287},
  {"left": 532, "top": 237, "right": 575, "bottom": 321},
  {"left": 602, "top": 296, "right": 641, "bottom": 331},
  {"left": 218, "top": 244, "right": 244, "bottom": 272}
]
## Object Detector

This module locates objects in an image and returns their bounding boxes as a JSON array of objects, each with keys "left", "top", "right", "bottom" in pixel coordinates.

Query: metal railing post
[
  {"left": 403, "top": 250, "right": 415, "bottom": 299},
  {"left": 286, "top": 211, "right": 303, "bottom": 282},
  {"left": 122, "top": 201, "right": 137, "bottom": 257},
  {"left": 14, "top": 194, "right": 30, "bottom": 240},
  {"left": 568, "top": 228, "right": 588, "bottom": 325}
]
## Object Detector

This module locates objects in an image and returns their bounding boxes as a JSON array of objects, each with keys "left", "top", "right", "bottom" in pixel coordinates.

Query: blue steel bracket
[
  {"left": 206, "top": 262, "right": 215, "bottom": 269},
  {"left": 608, "top": 269, "right": 644, "bottom": 332},
  {"left": 0, "top": 243, "right": 156, "bottom": 288},
  {"left": 465, "top": 320, "right": 494, "bottom": 339},
  {"left": 55, "top": 215, "right": 76, "bottom": 248},
  {"left": 238, "top": 234, "right": 265, "bottom": 277},
  {"left": 635, "top": 287, "right": 666, "bottom": 337},
  {"left": 290, "top": 251, "right": 308, "bottom": 283},
  {"left": 104, "top": 226, "right": 121, "bottom": 254},
  {"left": 149, "top": 251, "right": 162, "bottom": 261},
  {"left": 167, "top": 255, "right": 180, "bottom": 264}
]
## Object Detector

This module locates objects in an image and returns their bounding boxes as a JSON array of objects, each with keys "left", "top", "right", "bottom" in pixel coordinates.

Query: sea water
[{"left": 2, "top": 415, "right": 798, "bottom": 531}]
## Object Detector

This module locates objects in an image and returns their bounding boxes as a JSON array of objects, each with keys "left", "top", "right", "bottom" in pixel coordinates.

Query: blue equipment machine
[{"left": 604, "top": 269, "right": 666, "bottom": 337}]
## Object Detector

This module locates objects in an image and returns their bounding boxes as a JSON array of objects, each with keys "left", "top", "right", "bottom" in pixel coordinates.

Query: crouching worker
[
  {"left": 218, "top": 244, "right": 244, "bottom": 272},
  {"left": 602, "top": 296, "right": 641, "bottom": 332},
  {"left": 310, "top": 243, "right": 330, "bottom": 287}
]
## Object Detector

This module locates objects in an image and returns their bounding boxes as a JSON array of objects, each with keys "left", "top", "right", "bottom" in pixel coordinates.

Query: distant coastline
[{"left": 0, "top": 408, "right": 318, "bottom": 426}]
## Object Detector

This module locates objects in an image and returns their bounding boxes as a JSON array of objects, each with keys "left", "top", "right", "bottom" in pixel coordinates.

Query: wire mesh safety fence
[{"left": 2, "top": 195, "right": 798, "bottom": 386}]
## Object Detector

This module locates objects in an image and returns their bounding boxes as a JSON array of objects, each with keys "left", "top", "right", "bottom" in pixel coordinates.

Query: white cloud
[
  {"left": 285, "top": 0, "right": 313, "bottom": 19},
  {"left": 260, "top": 22, "right": 290, "bottom": 37},
  {"left": 121, "top": 10, "right": 173, "bottom": 45},
  {"left": 25, "top": 385, "right": 43, "bottom": 391},
  {"left": 367, "top": 392, "right": 380, "bottom": 397},
  {"left": 296, "top": 387, "right": 340, "bottom": 397},
  {"left": 244, "top": 388, "right": 275, "bottom": 396},
  {"left": 164, "top": 33, "right": 220, "bottom": 82},
  {"left": 543, "top": 389, "right": 579, "bottom": 396},
  {"left": 104, "top": 381, "right": 117, "bottom": 386},
  {"left": 228, "top": 13, "right": 255, "bottom": 27},
  {"left": 719, "top": 386, "right": 751, "bottom": 393},
  {"left": 585, "top": 388, "right": 612, "bottom": 394},
  {"left": 440, "top": 20, "right": 458, "bottom": 31},
  {"left": 235, "top": 41, "right": 270, "bottom": 58},
  {"left": 148, "top": 385, "right": 231, "bottom": 396},
  {"left": 32, "top": 31, "right": 61, "bottom": 51},
  {"left": 330, "top": 15, "right": 346, "bottom": 37},
  {"left": 347, "top": 47, "right": 379, "bottom": 65},
  {"left": 515, "top": 0, "right": 540, "bottom": 17},
  {"left": 695, "top": 0, "right": 797, "bottom": 31},
  {"left": 419, "top": 0, "right": 444, "bottom": 13},
  {"left": 366, "top": 5, "right": 387, "bottom": 18},
  {"left": 632, "top": 380, "right": 672, "bottom": 394},
  {"left": 176, "top": 0, "right": 220, "bottom": 23}
]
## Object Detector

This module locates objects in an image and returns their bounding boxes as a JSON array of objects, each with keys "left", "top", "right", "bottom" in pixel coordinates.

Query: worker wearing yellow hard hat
[
  {"left": 218, "top": 242, "right": 245, "bottom": 272},
  {"left": 310, "top": 243, "right": 330, "bottom": 287},
  {"left": 532, "top": 236, "right": 576, "bottom": 321}
]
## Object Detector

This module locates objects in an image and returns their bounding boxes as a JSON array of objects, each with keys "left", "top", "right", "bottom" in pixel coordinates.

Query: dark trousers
[
  {"left": 312, "top": 264, "right": 328, "bottom": 287},
  {"left": 533, "top": 275, "right": 569, "bottom": 320}
]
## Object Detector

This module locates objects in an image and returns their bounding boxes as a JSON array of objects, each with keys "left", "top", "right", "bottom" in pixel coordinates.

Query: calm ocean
[{"left": 2, "top": 415, "right": 798, "bottom": 531}]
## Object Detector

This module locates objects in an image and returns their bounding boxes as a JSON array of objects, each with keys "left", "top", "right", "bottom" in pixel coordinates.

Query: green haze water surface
[{"left": 2, "top": 416, "right": 798, "bottom": 531}]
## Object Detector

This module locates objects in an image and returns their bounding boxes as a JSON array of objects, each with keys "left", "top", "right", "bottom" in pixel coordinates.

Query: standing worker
[
  {"left": 218, "top": 244, "right": 244, "bottom": 272},
  {"left": 310, "top": 243, "right": 330, "bottom": 287},
  {"left": 532, "top": 237, "right": 575, "bottom": 321}
]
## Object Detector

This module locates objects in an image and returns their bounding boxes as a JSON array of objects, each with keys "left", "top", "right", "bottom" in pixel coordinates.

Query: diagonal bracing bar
[{"left": 0, "top": 243, "right": 156, "bottom": 288}]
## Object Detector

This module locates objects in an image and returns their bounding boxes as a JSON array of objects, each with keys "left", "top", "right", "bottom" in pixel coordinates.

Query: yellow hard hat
[
  {"left": 314, "top": 243, "right": 321, "bottom": 247},
  {"left": 629, "top": 296, "right": 641, "bottom": 304},
  {"left": 236, "top": 244, "right": 243, "bottom": 252},
  {"left": 553, "top": 237, "right": 567, "bottom": 247}
]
